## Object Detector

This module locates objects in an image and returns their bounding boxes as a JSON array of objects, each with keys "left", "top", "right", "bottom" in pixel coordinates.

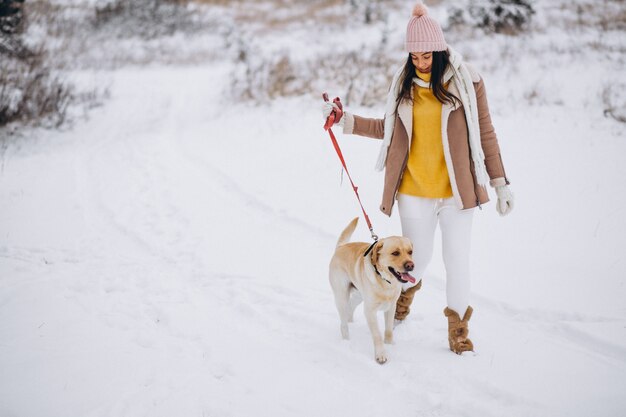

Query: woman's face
[{"left": 410, "top": 52, "right": 433, "bottom": 73}]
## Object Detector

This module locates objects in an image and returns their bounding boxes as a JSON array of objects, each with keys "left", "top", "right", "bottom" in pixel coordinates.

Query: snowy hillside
[{"left": 1, "top": 1, "right": 625, "bottom": 416}]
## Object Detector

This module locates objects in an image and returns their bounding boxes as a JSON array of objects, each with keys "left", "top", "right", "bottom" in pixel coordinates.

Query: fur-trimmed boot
[
  {"left": 443, "top": 306, "right": 474, "bottom": 354},
  {"left": 394, "top": 280, "right": 422, "bottom": 321}
]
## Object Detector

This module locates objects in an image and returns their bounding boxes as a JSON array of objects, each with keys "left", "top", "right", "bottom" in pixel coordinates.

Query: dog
[{"left": 329, "top": 217, "right": 416, "bottom": 364}]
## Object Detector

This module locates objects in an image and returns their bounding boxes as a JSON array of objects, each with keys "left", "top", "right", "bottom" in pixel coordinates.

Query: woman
[{"left": 322, "top": 2, "right": 514, "bottom": 354}]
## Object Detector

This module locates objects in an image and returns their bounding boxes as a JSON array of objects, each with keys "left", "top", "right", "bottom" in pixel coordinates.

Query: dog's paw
[
  {"left": 375, "top": 351, "right": 388, "bottom": 364},
  {"left": 340, "top": 324, "right": 350, "bottom": 340}
]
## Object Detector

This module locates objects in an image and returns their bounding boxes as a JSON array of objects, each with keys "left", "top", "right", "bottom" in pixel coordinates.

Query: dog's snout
[{"left": 404, "top": 261, "right": 414, "bottom": 271}]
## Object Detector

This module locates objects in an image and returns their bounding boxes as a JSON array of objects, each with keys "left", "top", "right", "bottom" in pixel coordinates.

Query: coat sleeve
[
  {"left": 342, "top": 113, "right": 385, "bottom": 140},
  {"left": 475, "top": 79, "right": 510, "bottom": 187}
]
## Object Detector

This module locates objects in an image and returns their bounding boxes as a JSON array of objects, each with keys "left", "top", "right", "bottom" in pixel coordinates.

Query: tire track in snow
[
  {"left": 75, "top": 72, "right": 210, "bottom": 274},
  {"left": 548, "top": 323, "right": 626, "bottom": 366},
  {"left": 174, "top": 148, "right": 335, "bottom": 242},
  {"left": 76, "top": 99, "right": 178, "bottom": 265}
]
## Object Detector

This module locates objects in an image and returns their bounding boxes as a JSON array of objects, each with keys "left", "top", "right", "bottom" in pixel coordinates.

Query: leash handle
[
  {"left": 322, "top": 93, "right": 343, "bottom": 131},
  {"left": 322, "top": 93, "right": 335, "bottom": 130},
  {"left": 322, "top": 92, "right": 377, "bottom": 241}
]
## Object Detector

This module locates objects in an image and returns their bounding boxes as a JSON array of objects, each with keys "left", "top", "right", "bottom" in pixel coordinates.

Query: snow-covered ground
[{"left": 1, "top": 1, "right": 625, "bottom": 416}]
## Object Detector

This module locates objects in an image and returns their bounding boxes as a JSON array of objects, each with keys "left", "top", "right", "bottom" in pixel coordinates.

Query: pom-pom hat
[{"left": 405, "top": 2, "right": 447, "bottom": 52}]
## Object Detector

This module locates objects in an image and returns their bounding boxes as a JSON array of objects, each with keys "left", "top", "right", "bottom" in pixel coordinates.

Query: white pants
[{"left": 397, "top": 193, "right": 474, "bottom": 315}]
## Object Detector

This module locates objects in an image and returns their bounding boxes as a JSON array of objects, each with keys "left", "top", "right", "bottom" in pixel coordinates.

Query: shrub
[
  {"left": 603, "top": 83, "right": 626, "bottom": 124},
  {"left": 231, "top": 44, "right": 397, "bottom": 107},
  {"left": 0, "top": 1, "right": 78, "bottom": 128},
  {"left": 348, "top": 0, "right": 386, "bottom": 25},
  {"left": 231, "top": 49, "right": 305, "bottom": 102},
  {"left": 0, "top": 0, "right": 24, "bottom": 34},
  {"left": 92, "top": 0, "right": 198, "bottom": 39},
  {"left": 0, "top": 51, "right": 74, "bottom": 127},
  {"left": 229, "top": 15, "right": 396, "bottom": 107},
  {"left": 448, "top": 0, "right": 535, "bottom": 34}
]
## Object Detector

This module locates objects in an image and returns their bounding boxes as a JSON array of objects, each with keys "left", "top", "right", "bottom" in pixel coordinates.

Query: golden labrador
[{"left": 329, "top": 217, "right": 416, "bottom": 364}]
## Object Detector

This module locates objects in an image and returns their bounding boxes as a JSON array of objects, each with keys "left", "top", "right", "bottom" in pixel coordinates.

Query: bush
[
  {"left": 0, "top": 1, "right": 78, "bottom": 128},
  {"left": 603, "top": 83, "right": 626, "bottom": 124},
  {"left": 231, "top": 43, "right": 397, "bottom": 107},
  {"left": 231, "top": 49, "right": 304, "bottom": 101},
  {"left": 0, "top": 0, "right": 24, "bottom": 34},
  {"left": 229, "top": 15, "right": 396, "bottom": 107},
  {"left": 449, "top": 0, "right": 535, "bottom": 34},
  {"left": 92, "top": 0, "right": 198, "bottom": 39},
  {"left": 0, "top": 51, "right": 74, "bottom": 128},
  {"left": 348, "top": 0, "right": 386, "bottom": 25}
]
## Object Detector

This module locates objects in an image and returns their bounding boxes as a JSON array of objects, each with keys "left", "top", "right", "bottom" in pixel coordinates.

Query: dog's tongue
[{"left": 401, "top": 273, "right": 416, "bottom": 284}]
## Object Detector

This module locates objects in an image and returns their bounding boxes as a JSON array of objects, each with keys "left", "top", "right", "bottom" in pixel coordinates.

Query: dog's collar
[
  {"left": 365, "top": 244, "right": 391, "bottom": 285},
  {"left": 373, "top": 264, "right": 391, "bottom": 284},
  {"left": 368, "top": 252, "right": 391, "bottom": 284},
  {"left": 363, "top": 240, "right": 378, "bottom": 257}
]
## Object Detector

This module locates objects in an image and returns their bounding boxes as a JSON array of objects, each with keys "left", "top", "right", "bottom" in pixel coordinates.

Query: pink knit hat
[{"left": 405, "top": 2, "right": 447, "bottom": 53}]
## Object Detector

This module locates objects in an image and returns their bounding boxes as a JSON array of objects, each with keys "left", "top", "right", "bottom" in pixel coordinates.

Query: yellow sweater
[{"left": 398, "top": 70, "right": 453, "bottom": 198}]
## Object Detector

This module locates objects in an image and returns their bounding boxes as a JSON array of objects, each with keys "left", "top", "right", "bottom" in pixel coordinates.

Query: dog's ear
[{"left": 371, "top": 240, "right": 383, "bottom": 266}]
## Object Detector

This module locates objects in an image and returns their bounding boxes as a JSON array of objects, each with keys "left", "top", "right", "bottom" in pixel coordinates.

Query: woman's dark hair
[{"left": 395, "top": 50, "right": 460, "bottom": 113}]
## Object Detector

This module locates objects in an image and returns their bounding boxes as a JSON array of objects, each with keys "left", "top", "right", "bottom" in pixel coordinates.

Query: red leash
[{"left": 322, "top": 93, "right": 378, "bottom": 242}]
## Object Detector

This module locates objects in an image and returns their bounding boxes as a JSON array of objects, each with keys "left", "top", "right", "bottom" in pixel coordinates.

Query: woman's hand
[
  {"left": 321, "top": 101, "right": 344, "bottom": 127},
  {"left": 495, "top": 185, "right": 514, "bottom": 216}
]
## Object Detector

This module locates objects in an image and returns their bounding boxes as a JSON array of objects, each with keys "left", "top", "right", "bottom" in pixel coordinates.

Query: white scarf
[{"left": 375, "top": 48, "right": 488, "bottom": 186}]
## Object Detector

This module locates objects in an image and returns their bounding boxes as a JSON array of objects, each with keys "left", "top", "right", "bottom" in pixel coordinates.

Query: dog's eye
[
  {"left": 392, "top": 251, "right": 400, "bottom": 256},
  {"left": 408, "top": 250, "right": 413, "bottom": 255}
]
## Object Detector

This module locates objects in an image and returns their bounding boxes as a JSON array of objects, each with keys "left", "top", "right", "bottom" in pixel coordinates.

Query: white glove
[
  {"left": 321, "top": 101, "right": 345, "bottom": 127},
  {"left": 495, "top": 185, "right": 514, "bottom": 216}
]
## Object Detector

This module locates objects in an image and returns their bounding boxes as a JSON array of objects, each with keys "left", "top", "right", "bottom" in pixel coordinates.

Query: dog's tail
[{"left": 336, "top": 217, "right": 359, "bottom": 248}]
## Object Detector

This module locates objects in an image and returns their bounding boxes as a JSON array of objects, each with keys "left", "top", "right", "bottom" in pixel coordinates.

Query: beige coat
[{"left": 342, "top": 68, "right": 509, "bottom": 216}]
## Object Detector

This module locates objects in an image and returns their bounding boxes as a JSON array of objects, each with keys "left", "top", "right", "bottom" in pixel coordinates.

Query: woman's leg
[
  {"left": 397, "top": 194, "right": 438, "bottom": 289},
  {"left": 438, "top": 198, "right": 474, "bottom": 316},
  {"left": 438, "top": 198, "right": 475, "bottom": 353},
  {"left": 395, "top": 194, "right": 438, "bottom": 321}
]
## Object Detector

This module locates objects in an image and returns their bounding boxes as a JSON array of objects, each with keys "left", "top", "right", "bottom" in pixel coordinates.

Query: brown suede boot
[
  {"left": 394, "top": 280, "right": 422, "bottom": 321},
  {"left": 443, "top": 306, "right": 474, "bottom": 354}
]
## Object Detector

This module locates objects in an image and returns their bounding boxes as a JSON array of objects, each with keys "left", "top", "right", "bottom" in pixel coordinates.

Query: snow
[{"left": 1, "top": 1, "right": 626, "bottom": 416}]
